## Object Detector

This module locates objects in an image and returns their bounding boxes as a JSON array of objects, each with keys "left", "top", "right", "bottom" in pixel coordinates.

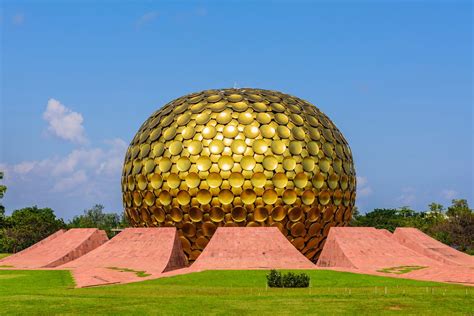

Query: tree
[
  {"left": 68, "top": 204, "right": 125, "bottom": 237},
  {"left": 0, "top": 206, "right": 66, "bottom": 253},
  {"left": 351, "top": 200, "right": 473, "bottom": 254},
  {"left": 350, "top": 208, "right": 409, "bottom": 232},
  {"left": 428, "top": 200, "right": 473, "bottom": 254},
  {"left": 350, "top": 206, "right": 437, "bottom": 232},
  {"left": 349, "top": 206, "right": 360, "bottom": 226},
  {"left": 446, "top": 199, "right": 471, "bottom": 218},
  {"left": 0, "top": 171, "right": 6, "bottom": 225},
  {"left": 428, "top": 202, "right": 444, "bottom": 213}
]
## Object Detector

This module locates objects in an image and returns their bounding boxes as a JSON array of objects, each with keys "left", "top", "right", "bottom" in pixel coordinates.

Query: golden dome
[{"left": 122, "top": 88, "right": 356, "bottom": 262}]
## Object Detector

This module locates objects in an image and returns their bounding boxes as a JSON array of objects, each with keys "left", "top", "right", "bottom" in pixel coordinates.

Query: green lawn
[
  {"left": 0, "top": 253, "right": 11, "bottom": 259},
  {"left": 0, "top": 269, "right": 472, "bottom": 315}
]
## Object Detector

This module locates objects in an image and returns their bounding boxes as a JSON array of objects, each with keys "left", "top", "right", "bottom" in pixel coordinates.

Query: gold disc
[
  {"left": 209, "top": 140, "right": 224, "bottom": 154},
  {"left": 176, "top": 190, "right": 191, "bottom": 205},
  {"left": 241, "top": 189, "right": 257, "bottom": 204},
  {"left": 254, "top": 207, "right": 269, "bottom": 222},
  {"left": 218, "top": 189, "right": 234, "bottom": 205},
  {"left": 241, "top": 156, "right": 256, "bottom": 170},
  {"left": 196, "top": 189, "right": 212, "bottom": 204},
  {"left": 262, "top": 189, "right": 278, "bottom": 204},
  {"left": 252, "top": 139, "right": 268, "bottom": 154},
  {"left": 218, "top": 156, "right": 234, "bottom": 171},
  {"left": 185, "top": 172, "right": 200, "bottom": 188},
  {"left": 210, "top": 207, "right": 224, "bottom": 222},
  {"left": 271, "top": 206, "right": 286, "bottom": 221},
  {"left": 272, "top": 172, "right": 288, "bottom": 188},
  {"left": 231, "top": 206, "right": 247, "bottom": 222},
  {"left": 231, "top": 139, "right": 247, "bottom": 154},
  {"left": 207, "top": 172, "right": 223, "bottom": 188},
  {"left": 251, "top": 172, "right": 267, "bottom": 188},
  {"left": 229, "top": 172, "right": 245, "bottom": 187}
]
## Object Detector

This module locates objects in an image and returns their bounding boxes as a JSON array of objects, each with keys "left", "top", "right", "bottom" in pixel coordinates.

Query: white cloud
[
  {"left": 52, "top": 170, "right": 87, "bottom": 192},
  {"left": 12, "top": 13, "right": 24, "bottom": 26},
  {"left": 97, "top": 138, "right": 127, "bottom": 176},
  {"left": 0, "top": 98, "right": 128, "bottom": 218},
  {"left": 358, "top": 186, "right": 373, "bottom": 197},
  {"left": 43, "top": 98, "right": 87, "bottom": 144},
  {"left": 397, "top": 187, "right": 416, "bottom": 206},
  {"left": 136, "top": 11, "right": 159, "bottom": 29},
  {"left": 51, "top": 148, "right": 103, "bottom": 176},
  {"left": 356, "top": 176, "right": 373, "bottom": 197},
  {"left": 13, "top": 161, "right": 36, "bottom": 175},
  {"left": 441, "top": 189, "right": 458, "bottom": 200},
  {"left": 0, "top": 138, "right": 128, "bottom": 217}
]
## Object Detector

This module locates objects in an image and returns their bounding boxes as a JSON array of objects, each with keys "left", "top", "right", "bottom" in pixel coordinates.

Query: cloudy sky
[{"left": 1, "top": 2, "right": 472, "bottom": 219}]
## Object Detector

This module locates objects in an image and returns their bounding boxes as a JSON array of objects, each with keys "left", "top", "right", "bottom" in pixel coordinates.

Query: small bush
[
  {"left": 266, "top": 270, "right": 282, "bottom": 287},
  {"left": 266, "top": 270, "right": 310, "bottom": 288}
]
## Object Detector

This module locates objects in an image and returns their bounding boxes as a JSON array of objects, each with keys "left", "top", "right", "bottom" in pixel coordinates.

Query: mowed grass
[
  {"left": 0, "top": 269, "right": 472, "bottom": 315},
  {"left": 0, "top": 253, "right": 11, "bottom": 259}
]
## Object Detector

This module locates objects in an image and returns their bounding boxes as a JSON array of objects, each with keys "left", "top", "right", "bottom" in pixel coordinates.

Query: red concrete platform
[
  {"left": 316, "top": 227, "right": 474, "bottom": 286},
  {"left": 316, "top": 227, "right": 439, "bottom": 269},
  {"left": 392, "top": 227, "right": 474, "bottom": 267},
  {"left": 3, "top": 226, "right": 471, "bottom": 287},
  {"left": 60, "top": 228, "right": 187, "bottom": 287},
  {"left": 190, "top": 227, "right": 315, "bottom": 271},
  {"left": 0, "top": 228, "right": 108, "bottom": 268}
]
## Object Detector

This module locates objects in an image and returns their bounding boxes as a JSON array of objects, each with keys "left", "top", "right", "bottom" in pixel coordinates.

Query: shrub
[
  {"left": 266, "top": 270, "right": 282, "bottom": 287},
  {"left": 266, "top": 270, "right": 310, "bottom": 288}
]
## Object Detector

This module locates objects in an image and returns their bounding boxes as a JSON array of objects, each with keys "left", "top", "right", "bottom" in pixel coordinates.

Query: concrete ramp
[
  {"left": 61, "top": 228, "right": 187, "bottom": 287},
  {"left": 392, "top": 227, "right": 474, "bottom": 267},
  {"left": 0, "top": 229, "right": 108, "bottom": 268},
  {"left": 316, "top": 227, "right": 438, "bottom": 269},
  {"left": 191, "top": 227, "right": 315, "bottom": 270},
  {"left": 378, "top": 229, "right": 393, "bottom": 238}
]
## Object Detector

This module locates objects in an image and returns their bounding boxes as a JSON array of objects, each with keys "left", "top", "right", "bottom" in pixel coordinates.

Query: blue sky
[{"left": 1, "top": 1, "right": 472, "bottom": 219}]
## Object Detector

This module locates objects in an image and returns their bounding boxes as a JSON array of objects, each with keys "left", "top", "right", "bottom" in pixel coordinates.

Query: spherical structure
[{"left": 121, "top": 88, "right": 356, "bottom": 263}]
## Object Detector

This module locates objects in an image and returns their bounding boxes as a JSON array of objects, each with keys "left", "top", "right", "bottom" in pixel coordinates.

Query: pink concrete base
[
  {"left": 316, "top": 227, "right": 474, "bottom": 286},
  {"left": 317, "top": 227, "right": 439, "bottom": 269},
  {"left": 190, "top": 227, "right": 315, "bottom": 271},
  {"left": 2, "top": 226, "right": 472, "bottom": 287},
  {"left": 0, "top": 229, "right": 108, "bottom": 268},
  {"left": 61, "top": 228, "right": 187, "bottom": 287},
  {"left": 392, "top": 227, "right": 474, "bottom": 267},
  {"left": 378, "top": 229, "right": 393, "bottom": 238}
]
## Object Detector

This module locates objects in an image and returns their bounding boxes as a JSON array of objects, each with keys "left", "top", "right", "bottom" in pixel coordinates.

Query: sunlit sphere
[{"left": 121, "top": 88, "right": 356, "bottom": 262}]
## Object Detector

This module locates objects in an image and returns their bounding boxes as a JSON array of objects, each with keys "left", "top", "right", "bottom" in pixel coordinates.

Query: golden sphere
[{"left": 122, "top": 88, "right": 356, "bottom": 263}]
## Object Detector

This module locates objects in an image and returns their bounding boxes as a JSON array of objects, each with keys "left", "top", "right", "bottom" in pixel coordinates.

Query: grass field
[
  {"left": 0, "top": 269, "right": 472, "bottom": 315},
  {"left": 0, "top": 253, "right": 11, "bottom": 259}
]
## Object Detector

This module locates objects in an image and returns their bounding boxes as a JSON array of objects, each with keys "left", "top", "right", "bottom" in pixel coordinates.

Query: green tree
[
  {"left": 0, "top": 206, "right": 66, "bottom": 253},
  {"left": 446, "top": 199, "right": 471, "bottom": 218},
  {"left": 428, "top": 199, "right": 473, "bottom": 253},
  {"left": 68, "top": 204, "right": 125, "bottom": 237},
  {"left": 350, "top": 208, "right": 408, "bottom": 232},
  {"left": 428, "top": 202, "right": 444, "bottom": 213},
  {"left": 344, "top": 200, "right": 472, "bottom": 254},
  {"left": 0, "top": 171, "right": 6, "bottom": 225}
]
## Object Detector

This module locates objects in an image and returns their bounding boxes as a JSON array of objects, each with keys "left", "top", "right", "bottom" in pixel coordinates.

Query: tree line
[
  {"left": 350, "top": 199, "right": 473, "bottom": 255},
  {"left": 0, "top": 204, "right": 128, "bottom": 253}
]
